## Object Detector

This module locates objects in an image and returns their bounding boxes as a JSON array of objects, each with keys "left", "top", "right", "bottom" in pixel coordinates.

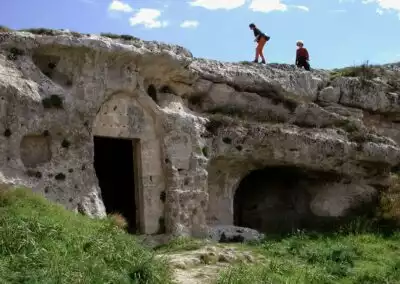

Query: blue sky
[{"left": 2, "top": 0, "right": 400, "bottom": 69}]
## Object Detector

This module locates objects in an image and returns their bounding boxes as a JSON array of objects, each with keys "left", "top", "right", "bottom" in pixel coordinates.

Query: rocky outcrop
[{"left": 1, "top": 30, "right": 400, "bottom": 237}]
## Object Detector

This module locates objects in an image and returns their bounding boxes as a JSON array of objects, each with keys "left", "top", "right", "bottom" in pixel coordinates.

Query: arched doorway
[
  {"left": 233, "top": 166, "right": 312, "bottom": 234},
  {"left": 92, "top": 93, "right": 165, "bottom": 234}
]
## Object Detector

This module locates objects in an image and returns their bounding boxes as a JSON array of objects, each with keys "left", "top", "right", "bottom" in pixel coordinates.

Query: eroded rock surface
[{"left": 1, "top": 30, "right": 400, "bottom": 236}]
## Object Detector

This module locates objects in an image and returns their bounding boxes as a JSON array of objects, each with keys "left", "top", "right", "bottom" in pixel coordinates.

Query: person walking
[
  {"left": 249, "top": 23, "right": 270, "bottom": 64},
  {"left": 295, "top": 40, "right": 311, "bottom": 71}
]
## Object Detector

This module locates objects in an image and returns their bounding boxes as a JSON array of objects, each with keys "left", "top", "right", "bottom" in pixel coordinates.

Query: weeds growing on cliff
[
  {"left": 330, "top": 61, "right": 377, "bottom": 80},
  {"left": 0, "top": 25, "right": 12, "bottom": 32},
  {"left": 100, "top": 32, "right": 138, "bottom": 41},
  {"left": 0, "top": 188, "right": 172, "bottom": 284},
  {"left": 20, "top": 28, "right": 57, "bottom": 35}
]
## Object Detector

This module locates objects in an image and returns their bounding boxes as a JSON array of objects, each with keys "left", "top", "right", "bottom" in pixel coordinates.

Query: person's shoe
[
  {"left": 261, "top": 60, "right": 266, "bottom": 64},
  {"left": 252, "top": 59, "right": 258, "bottom": 63}
]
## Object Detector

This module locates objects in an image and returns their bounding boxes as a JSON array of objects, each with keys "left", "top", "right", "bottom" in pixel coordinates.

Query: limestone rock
[
  {"left": 207, "top": 225, "right": 264, "bottom": 242},
  {"left": 1, "top": 30, "right": 400, "bottom": 237},
  {"left": 309, "top": 182, "right": 377, "bottom": 217}
]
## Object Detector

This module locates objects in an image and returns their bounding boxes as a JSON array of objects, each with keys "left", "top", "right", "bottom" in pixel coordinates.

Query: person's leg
[
  {"left": 297, "top": 57, "right": 306, "bottom": 69},
  {"left": 254, "top": 44, "right": 260, "bottom": 62},
  {"left": 304, "top": 61, "right": 310, "bottom": 71},
  {"left": 258, "top": 38, "right": 267, "bottom": 63}
]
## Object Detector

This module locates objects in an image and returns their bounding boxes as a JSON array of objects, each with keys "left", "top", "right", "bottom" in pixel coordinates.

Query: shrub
[
  {"left": 109, "top": 213, "right": 128, "bottom": 230},
  {"left": 20, "top": 28, "right": 56, "bottom": 35},
  {"left": 42, "top": 94, "right": 63, "bottom": 109},
  {"left": 100, "top": 33, "right": 138, "bottom": 41},
  {"left": 7, "top": 47, "right": 24, "bottom": 61}
]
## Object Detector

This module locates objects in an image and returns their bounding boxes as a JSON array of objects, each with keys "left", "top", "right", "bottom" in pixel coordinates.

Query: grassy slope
[
  {"left": 218, "top": 230, "right": 400, "bottom": 284},
  {"left": 0, "top": 188, "right": 171, "bottom": 284}
]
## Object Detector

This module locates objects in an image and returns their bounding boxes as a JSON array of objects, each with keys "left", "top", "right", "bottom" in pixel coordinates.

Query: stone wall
[{"left": 1, "top": 30, "right": 400, "bottom": 237}]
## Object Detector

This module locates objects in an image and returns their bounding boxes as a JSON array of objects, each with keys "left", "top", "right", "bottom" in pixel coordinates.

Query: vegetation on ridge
[{"left": 0, "top": 188, "right": 172, "bottom": 284}]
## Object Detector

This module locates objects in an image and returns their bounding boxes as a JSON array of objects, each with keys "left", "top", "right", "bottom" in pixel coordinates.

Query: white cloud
[
  {"left": 249, "top": 0, "right": 287, "bottom": 13},
  {"left": 189, "top": 0, "right": 246, "bottom": 10},
  {"left": 363, "top": 0, "right": 400, "bottom": 17},
  {"left": 129, "top": 8, "right": 168, "bottom": 28},
  {"left": 180, "top": 20, "right": 200, "bottom": 28},
  {"left": 293, "top": 5, "right": 309, "bottom": 11},
  {"left": 108, "top": 0, "right": 133, "bottom": 12}
]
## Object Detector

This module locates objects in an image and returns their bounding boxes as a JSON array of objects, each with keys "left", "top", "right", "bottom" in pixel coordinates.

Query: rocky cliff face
[{"left": 1, "top": 29, "right": 400, "bottom": 237}]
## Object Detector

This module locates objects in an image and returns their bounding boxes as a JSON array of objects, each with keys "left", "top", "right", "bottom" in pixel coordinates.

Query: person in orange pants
[{"left": 249, "top": 23, "right": 270, "bottom": 64}]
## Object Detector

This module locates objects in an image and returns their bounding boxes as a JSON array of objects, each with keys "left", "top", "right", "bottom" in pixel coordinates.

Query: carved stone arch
[{"left": 92, "top": 91, "right": 165, "bottom": 234}]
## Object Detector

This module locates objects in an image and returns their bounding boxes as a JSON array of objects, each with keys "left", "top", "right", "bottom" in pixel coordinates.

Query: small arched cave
[
  {"left": 20, "top": 134, "right": 52, "bottom": 168},
  {"left": 233, "top": 166, "right": 339, "bottom": 234}
]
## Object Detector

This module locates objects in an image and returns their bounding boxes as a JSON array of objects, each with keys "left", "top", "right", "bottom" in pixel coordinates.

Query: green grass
[
  {"left": 218, "top": 229, "right": 400, "bottom": 284},
  {"left": 154, "top": 236, "right": 206, "bottom": 253},
  {"left": 0, "top": 188, "right": 172, "bottom": 284}
]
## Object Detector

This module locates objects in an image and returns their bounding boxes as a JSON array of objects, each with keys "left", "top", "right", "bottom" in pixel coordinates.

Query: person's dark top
[
  {"left": 296, "top": 47, "right": 309, "bottom": 61},
  {"left": 253, "top": 27, "right": 268, "bottom": 42}
]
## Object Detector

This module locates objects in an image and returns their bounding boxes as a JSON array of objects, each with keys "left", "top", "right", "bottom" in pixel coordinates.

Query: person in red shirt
[
  {"left": 249, "top": 23, "right": 270, "bottom": 64},
  {"left": 295, "top": 40, "right": 310, "bottom": 71}
]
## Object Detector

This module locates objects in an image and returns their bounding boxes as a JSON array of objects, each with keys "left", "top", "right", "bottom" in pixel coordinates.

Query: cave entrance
[
  {"left": 93, "top": 136, "right": 141, "bottom": 234},
  {"left": 233, "top": 166, "right": 313, "bottom": 234}
]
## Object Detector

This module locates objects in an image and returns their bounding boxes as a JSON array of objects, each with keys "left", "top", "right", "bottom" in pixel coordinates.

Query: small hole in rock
[
  {"left": 61, "top": 139, "right": 71, "bottom": 148},
  {"left": 48, "top": 62, "right": 56, "bottom": 69},
  {"left": 160, "top": 85, "right": 173, "bottom": 93},
  {"left": 236, "top": 145, "right": 243, "bottom": 151},
  {"left": 113, "top": 106, "right": 117, "bottom": 111},
  {"left": 202, "top": 147, "right": 209, "bottom": 157},
  {"left": 165, "top": 158, "right": 170, "bottom": 164},
  {"left": 222, "top": 137, "right": 232, "bottom": 144},
  {"left": 4, "top": 129, "right": 11, "bottom": 137},
  {"left": 68, "top": 168, "right": 73, "bottom": 173},
  {"left": 81, "top": 165, "right": 86, "bottom": 171},
  {"left": 147, "top": 84, "right": 158, "bottom": 103},
  {"left": 43, "top": 130, "right": 50, "bottom": 137},
  {"left": 160, "top": 191, "right": 166, "bottom": 203},
  {"left": 44, "top": 187, "right": 49, "bottom": 194},
  {"left": 55, "top": 173, "right": 66, "bottom": 181}
]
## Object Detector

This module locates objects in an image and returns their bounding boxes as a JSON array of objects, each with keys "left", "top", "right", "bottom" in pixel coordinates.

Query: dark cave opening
[
  {"left": 234, "top": 166, "right": 324, "bottom": 234},
  {"left": 93, "top": 136, "right": 138, "bottom": 233}
]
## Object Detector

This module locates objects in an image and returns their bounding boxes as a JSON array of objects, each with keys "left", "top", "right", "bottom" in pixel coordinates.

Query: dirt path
[{"left": 160, "top": 245, "right": 261, "bottom": 284}]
